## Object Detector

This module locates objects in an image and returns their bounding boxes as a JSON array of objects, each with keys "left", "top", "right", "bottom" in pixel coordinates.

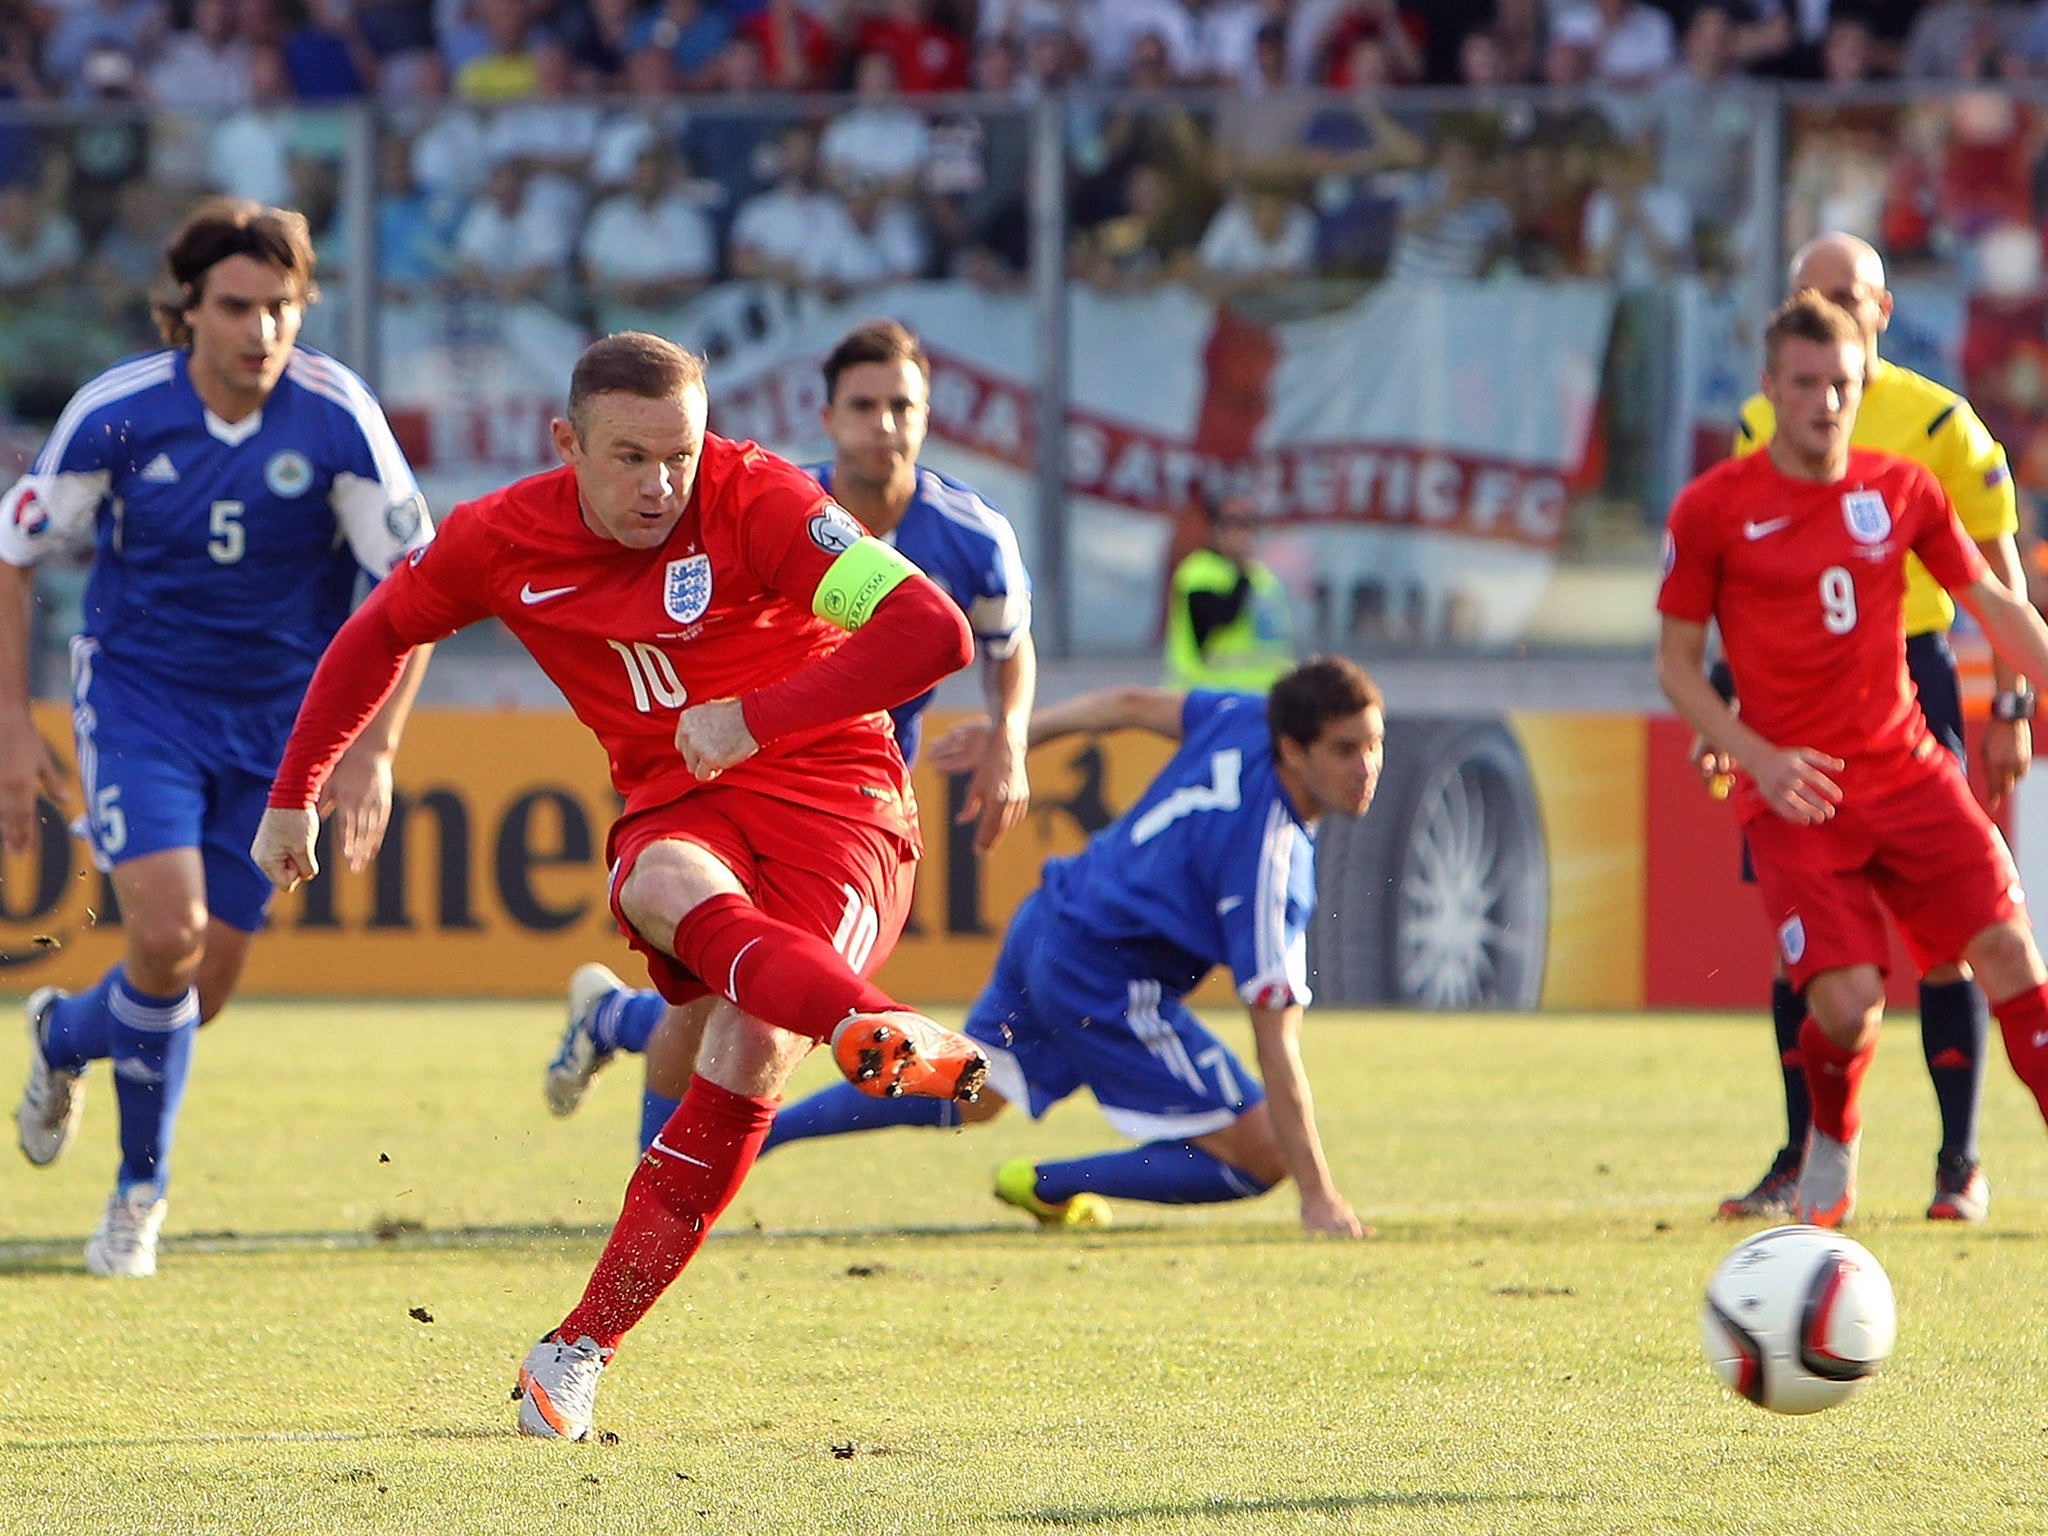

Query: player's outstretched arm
[
  {"left": 1245, "top": 1001, "right": 1364, "bottom": 1238},
  {"left": 932, "top": 683, "right": 1187, "bottom": 774},
  {"left": 0, "top": 561, "right": 67, "bottom": 854}
]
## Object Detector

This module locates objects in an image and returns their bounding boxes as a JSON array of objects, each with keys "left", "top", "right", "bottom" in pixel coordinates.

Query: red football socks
[
  {"left": 669, "top": 892, "right": 897, "bottom": 1040},
  {"left": 1992, "top": 981, "right": 2048, "bottom": 1122},
  {"left": 1798, "top": 1016, "right": 1873, "bottom": 1142},
  {"left": 557, "top": 1075, "right": 778, "bottom": 1352}
]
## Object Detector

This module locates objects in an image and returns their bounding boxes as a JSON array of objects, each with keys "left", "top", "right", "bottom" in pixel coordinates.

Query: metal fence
[{"left": 4, "top": 81, "right": 2037, "bottom": 672}]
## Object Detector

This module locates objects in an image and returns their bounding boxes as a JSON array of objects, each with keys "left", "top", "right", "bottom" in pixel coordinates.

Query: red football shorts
[
  {"left": 605, "top": 783, "right": 917, "bottom": 1005},
  {"left": 1744, "top": 761, "right": 2023, "bottom": 990}
]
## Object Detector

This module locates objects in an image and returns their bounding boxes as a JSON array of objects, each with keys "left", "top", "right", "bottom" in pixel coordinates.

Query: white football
[{"left": 1700, "top": 1224, "right": 1896, "bottom": 1415}]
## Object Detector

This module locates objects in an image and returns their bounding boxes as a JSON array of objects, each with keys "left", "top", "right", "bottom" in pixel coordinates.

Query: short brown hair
[
  {"left": 1268, "top": 655, "right": 1382, "bottom": 751},
  {"left": 821, "top": 318, "right": 929, "bottom": 403},
  {"left": 567, "top": 332, "right": 707, "bottom": 433},
  {"left": 152, "top": 197, "right": 320, "bottom": 348},
  {"left": 1763, "top": 288, "right": 1863, "bottom": 369}
]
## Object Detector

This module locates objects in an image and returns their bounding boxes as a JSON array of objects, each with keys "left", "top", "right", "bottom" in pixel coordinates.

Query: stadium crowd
[{"left": 2, "top": 1, "right": 2047, "bottom": 350}]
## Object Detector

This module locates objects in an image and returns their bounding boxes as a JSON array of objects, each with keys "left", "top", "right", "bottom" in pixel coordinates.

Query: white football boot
[
  {"left": 17, "top": 986, "right": 82, "bottom": 1167},
  {"left": 515, "top": 1333, "right": 614, "bottom": 1440},
  {"left": 545, "top": 965, "right": 624, "bottom": 1117},
  {"left": 85, "top": 1184, "right": 169, "bottom": 1278}
]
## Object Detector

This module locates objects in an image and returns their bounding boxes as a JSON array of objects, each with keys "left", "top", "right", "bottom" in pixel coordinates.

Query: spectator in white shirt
[
  {"left": 819, "top": 50, "right": 932, "bottom": 195},
  {"left": 1196, "top": 180, "right": 1318, "bottom": 282},
  {"left": 1189, "top": 0, "right": 1267, "bottom": 83},
  {"left": 802, "top": 177, "right": 931, "bottom": 295},
  {"left": 146, "top": 0, "right": 253, "bottom": 109},
  {"left": 580, "top": 143, "right": 718, "bottom": 326},
  {"left": 482, "top": 39, "right": 601, "bottom": 230},
  {"left": 452, "top": 156, "right": 576, "bottom": 306},
  {"left": 206, "top": 43, "right": 295, "bottom": 206},
  {"left": 728, "top": 126, "right": 847, "bottom": 285},
  {"left": 1580, "top": 145, "right": 1692, "bottom": 287},
  {"left": 1553, "top": 0, "right": 1675, "bottom": 86}
]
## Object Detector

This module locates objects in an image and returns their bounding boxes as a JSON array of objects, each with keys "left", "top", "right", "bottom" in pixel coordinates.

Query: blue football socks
[
  {"left": 637, "top": 1087, "right": 681, "bottom": 1153},
  {"left": 597, "top": 989, "right": 668, "bottom": 1057},
  {"left": 759, "top": 1080, "right": 959, "bottom": 1154},
  {"left": 41, "top": 970, "right": 116, "bottom": 1073},
  {"left": 104, "top": 970, "right": 199, "bottom": 1194},
  {"left": 1033, "top": 1140, "right": 1271, "bottom": 1205}
]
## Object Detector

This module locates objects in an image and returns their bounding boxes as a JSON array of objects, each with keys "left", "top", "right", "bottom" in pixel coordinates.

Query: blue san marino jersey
[
  {"left": 1040, "top": 690, "right": 1315, "bottom": 1009},
  {"left": 0, "top": 346, "right": 430, "bottom": 700},
  {"left": 808, "top": 461, "right": 1030, "bottom": 765}
]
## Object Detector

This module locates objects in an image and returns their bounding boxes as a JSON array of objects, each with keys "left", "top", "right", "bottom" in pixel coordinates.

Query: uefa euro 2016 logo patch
[
  {"left": 265, "top": 449, "right": 313, "bottom": 499},
  {"left": 664, "top": 554, "right": 712, "bottom": 623},
  {"left": 1840, "top": 490, "right": 1890, "bottom": 544}
]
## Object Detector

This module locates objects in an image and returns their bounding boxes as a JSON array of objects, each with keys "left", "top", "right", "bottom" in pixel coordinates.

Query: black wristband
[{"left": 1992, "top": 688, "right": 2037, "bottom": 721}]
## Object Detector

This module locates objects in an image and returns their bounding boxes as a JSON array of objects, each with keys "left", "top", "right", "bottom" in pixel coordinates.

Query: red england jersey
[
  {"left": 1658, "top": 446, "right": 1989, "bottom": 814},
  {"left": 375, "top": 436, "right": 920, "bottom": 846}
]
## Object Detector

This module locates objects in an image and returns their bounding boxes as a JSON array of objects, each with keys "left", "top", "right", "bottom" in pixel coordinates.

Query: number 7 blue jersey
[
  {"left": 0, "top": 346, "right": 430, "bottom": 702},
  {"left": 1038, "top": 690, "right": 1315, "bottom": 1008}
]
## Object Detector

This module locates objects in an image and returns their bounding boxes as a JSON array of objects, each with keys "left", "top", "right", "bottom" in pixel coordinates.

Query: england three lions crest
[
  {"left": 1841, "top": 490, "right": 1891, "bottom": 544},
  {"left": 664, "top": 554, "right": 712, "bottom": 623}
]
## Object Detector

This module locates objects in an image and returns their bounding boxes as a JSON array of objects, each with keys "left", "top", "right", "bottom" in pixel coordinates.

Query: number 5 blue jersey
[
  {"left": 0, "top": 346, "right": 431, "bottom": 702},
  {"left": 1039, "top": 690, "right": 1316, "bottom": 1008}
]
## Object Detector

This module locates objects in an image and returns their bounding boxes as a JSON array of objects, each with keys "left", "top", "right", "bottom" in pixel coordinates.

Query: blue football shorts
[
  {"left": 964, "top": 889, "right": 1265, "bottom": 1142},
  {"left": 69, "top": 640, "right": 298, "bottom": 933}
]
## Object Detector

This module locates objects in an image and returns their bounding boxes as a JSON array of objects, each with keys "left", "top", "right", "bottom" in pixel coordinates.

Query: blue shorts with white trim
[
  {"left": 69, "top": 641, "right": 295, "bottom": 933},
  {"left": 963, "top": 889, "right": 1265, "bottom": 1142}
]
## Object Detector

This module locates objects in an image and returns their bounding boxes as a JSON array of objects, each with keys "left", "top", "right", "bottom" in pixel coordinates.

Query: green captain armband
[{"left": 812, "top": 536, "right": 919, "bottom": 631}]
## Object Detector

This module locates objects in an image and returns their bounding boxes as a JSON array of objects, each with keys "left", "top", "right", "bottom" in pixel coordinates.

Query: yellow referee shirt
[{"left": 1733, "top": 358, "right": 2017, "bottom": 636}]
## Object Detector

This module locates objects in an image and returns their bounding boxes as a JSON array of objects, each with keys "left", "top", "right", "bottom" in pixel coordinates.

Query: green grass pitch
[{"left": 4, "top": 999, "right": 2048, "bottom": 1535}]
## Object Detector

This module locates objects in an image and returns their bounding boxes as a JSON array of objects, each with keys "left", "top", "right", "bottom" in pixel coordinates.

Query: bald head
[
  {"left": 1788, "top": 232, "right": 1885, "bottom": 294},
  {"left": 1785, "top": 231, "right": 1891, "bottom": 370}
]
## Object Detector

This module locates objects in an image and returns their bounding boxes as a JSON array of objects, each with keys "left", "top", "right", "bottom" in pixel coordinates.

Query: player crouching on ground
[
  {"left": 762, "top": 657, "right": 1380, "bottom": 1239},
  {"left": 1658, "top": 290, "right": 2048, "bottom": 1229}
]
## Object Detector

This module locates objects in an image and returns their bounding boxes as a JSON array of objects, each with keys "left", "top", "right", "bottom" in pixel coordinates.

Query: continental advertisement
[{"left": 0, "top": 700, "right": 1932, "bottom": 1013}]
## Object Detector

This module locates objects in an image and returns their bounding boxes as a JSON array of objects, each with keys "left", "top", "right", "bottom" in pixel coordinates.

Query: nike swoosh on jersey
[
  {"left": 2033, "top": 1029, "right": 2048, "bottom": 1050},
  {"left": 1742, "top": 517, "right": 1792, "bottom": 540},
  {"left": 519, "top": 582, "right": 577, "bottom": 604}
]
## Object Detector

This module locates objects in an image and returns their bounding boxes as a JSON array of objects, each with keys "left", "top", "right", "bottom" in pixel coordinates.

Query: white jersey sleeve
[
  {"left": 1230, "top": 799, "right": 1315, "bottom": 1011},
  {"left": 288, "top": 351, "right": 433, "bottom": 577},
  {"left": 968, "top": 506, "right": 1032, "bottom": 659}
]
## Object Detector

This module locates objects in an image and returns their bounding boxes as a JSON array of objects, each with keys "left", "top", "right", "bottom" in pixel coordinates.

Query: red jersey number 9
[{"left": 1818, "top": 566, "right": 1858, "bottom": 636}]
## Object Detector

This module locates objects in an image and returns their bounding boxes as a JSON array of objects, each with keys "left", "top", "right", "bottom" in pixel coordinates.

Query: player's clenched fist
[
  {"left": 674, "top": 698, "right": 758, "bottom": 780},
  {"left": 251, "top": 806, "right": 321, "bottom": 891}
]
